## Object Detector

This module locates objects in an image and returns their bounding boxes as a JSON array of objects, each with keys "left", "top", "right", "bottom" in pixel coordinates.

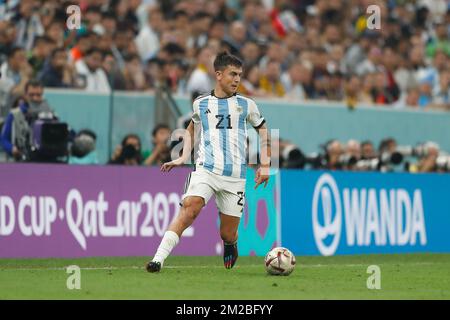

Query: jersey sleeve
[
  {"left": 191, "top": 99, "right": 201, "bottom": 124},
  {"left": 247, "top": 99, "right": 265, "bottom": 128}
]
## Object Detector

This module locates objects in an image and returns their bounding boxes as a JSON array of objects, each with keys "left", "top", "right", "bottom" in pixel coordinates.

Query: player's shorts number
[{"left": 237, "top": 191, "right": 245, "bottom": 206}]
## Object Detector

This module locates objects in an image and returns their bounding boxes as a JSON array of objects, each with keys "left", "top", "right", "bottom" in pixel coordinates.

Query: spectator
[
  {"left": 431, "top": 69, "right": 450, "bottom": 109},
  {"left": 0, "top": 79, "right": 55, "bottom": 161},
  {"left": 240, "top": 41, "right": 261, "bottom": 66},
  {"left": 27, "top": 36, "right": 55, "bottom": 78},
  {"left": 69, "top": 129, "right": 99, "bottom": 165},
  {"left": 109, "top": 133, "right": 143, "bottom": 166},
  {"left": 281, "top": 62, "right": 313, "bottom": 100},
  {"left": 144, "top": 124, "right": 172, "bottom": 166},
  {"left": 75, "top": 48, "right": 111, "bottom": 93},
  {"left": 418, "top": 79, "right": 433, "bottom": 109},
  {"left": 70, "top": 32, "right": 95, "bottom": 63},
  {"left": 186, "top": 46, "right": 215, "bottom": 96},
  {"left": 14, "top": 0, "right": 44, "bottom": 51},
  {"left": 323, "top": 140, "right": 344, "bottom": 170},
  {"left": 238, "top": 64, "right": 266, "bottom": 97},
  {"left": 135, "top": 6, "right": 165, "bottom": 61},
  {"left": 102, "top": 52, "right": 127, "bottom": 91},
  {"left": 38, "top": 48, "right": 75, "bottom": 88},
  {"left": 259, "top": 60, "right": 285, "bottom": 97},
  {"left": 0, "top": 47, "right": 33, "bottom": 116},
  {"left": 224, "top": 20, "right": 248, "bottom": 54},
  {"left": 188, "top": 11, "right": 213, "bottom": 50},
  {"left": 426, "top": 20, "right": 450, "bottom": 58}
]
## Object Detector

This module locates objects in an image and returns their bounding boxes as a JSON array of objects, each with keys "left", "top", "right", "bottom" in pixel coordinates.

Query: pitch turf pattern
[{"left": 0, "top": 254, "right": 449, "bottom": 299}]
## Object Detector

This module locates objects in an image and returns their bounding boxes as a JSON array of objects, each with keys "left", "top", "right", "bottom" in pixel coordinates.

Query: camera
[
  {"left": 436, "top": 155, "right": 450, "bottom": 172},
  {"left": 355, "top": 151, "right": 403, "bottom": 172},
  {"left": 30, "top": 119, "right": 69, "bottom": 162}
]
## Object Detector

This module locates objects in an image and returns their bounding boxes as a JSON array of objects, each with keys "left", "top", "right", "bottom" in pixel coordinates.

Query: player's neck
[{"left": 212, "top": 87, "right": 235, "bottom": 99}]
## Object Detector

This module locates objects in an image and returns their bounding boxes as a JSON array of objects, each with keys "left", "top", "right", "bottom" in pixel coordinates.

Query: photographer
[
  {"left": 340, "top": 139, "right": 361, "bottom": 171},
  {"left": 324, "top": 140, "right": 344, "bottom": 170},
  {"left": 144, "top": 124, "right": 172, "bottom": 166},
  {"left": 417, "top": 143, "right": 440, "bottom": 173},
  {"left": 68, "top": 129, "right": 99, "bottom": 165},
  {"left": 0, "top": 79, "right": 58, "bottom": 162},
  {"left": 109, "top": 134, "right": 143, "bottom": 166}
]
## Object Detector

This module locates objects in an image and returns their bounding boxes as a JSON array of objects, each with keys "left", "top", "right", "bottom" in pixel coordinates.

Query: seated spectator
[
  {"left": 418, "top": 79, "right": 433, "bottom": 108},
  {"left": 0, "top": 47, "right": 33, "bottom": 117},
  {"left": 27, "top": 36, "right": 55, "bottom": 78},
  {"left": 344, "top": 74, "right": 373, "bottom": 107},
  {"left": 135, "top": 6, "right": 165, "bottom": 61},
  {"left": 14, "top": 0, "right": 44, "bottom": 51},
  {"left": 75, "top": 48, "right": 111, "bottom": 93},
  {"left": 38, "top": 48, "right": 75, "bottom": 88},
  {"left": 186, "top": 47, "right": 215, "bottom": 96},
  {"left": 239, "top": 41, "right": 261, "bottom": 67},
  {"left": 109, "top": 134, "right": 143, "bottom": 166},
  {"left": 238, "top": 64, "right": 266, "bottom": 97},
  {"left": 370, "top": 71, "right": 398, "bottom": 105},
  {"left": 0, "top": 21, "right": 17, "bottom": 65},
  {"left": 0, "top": 80, "right": 56, "bottom": 162},
  {"left": 70, "top": 32, "right": 95, "bottom": 63},
  {"left": 425, "top": 20, "right": 450, "bottom": 58},
  {"left": 102, "top": 52, "right": 127, "bottom": 91},
  {"left": 259, "top": 60, "right": 285, "bottom": 97},
  {"left": 431, "top": 69, "right": 450, "bottom": 109},
  {"left": 144, "top": 124, "right": 172, "bottom": 166},
  {"left": 394, "top": 87, "right": 420, "bottom": 109},
  {"left": 281, "top": 62, "right": 313, "bottom": 100},
  {"left": 223, "top": 20, "right": 248, "bottom": 54}
]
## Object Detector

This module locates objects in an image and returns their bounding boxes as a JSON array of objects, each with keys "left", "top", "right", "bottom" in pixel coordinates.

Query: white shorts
[{"left": 181, "top": 166, "right": 246, "bottom": 218}]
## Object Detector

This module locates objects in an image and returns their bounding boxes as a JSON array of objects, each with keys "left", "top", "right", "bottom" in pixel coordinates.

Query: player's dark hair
[{"left": 213, "top": 51, "right": 243, "bottom": 72}]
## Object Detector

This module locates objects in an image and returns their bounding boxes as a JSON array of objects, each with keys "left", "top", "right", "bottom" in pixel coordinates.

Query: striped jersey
[{"left": 192, "top": 91, "right": 265, "bottom": 179}]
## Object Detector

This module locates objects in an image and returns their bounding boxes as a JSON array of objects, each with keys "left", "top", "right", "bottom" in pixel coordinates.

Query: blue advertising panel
[{"left": 281, "top": 171, "right": 450, "bottom": 255}]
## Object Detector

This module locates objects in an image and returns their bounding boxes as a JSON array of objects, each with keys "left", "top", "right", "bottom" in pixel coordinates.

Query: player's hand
[
  {"left": 254, "top": 166, "right": 269, "bottom": 189},
  {"left": 160, "top": 158, "right": 184, "bottom": 172}
]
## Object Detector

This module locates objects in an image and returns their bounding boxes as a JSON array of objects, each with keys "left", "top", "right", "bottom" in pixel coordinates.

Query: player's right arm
[{"left": 160, "top": 120, "right": 195, "bottom": 172}]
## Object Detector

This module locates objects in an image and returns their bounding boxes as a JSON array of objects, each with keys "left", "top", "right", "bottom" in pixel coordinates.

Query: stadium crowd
[{"left": 0, "top": 0, "right": 449, "bottom": 112}]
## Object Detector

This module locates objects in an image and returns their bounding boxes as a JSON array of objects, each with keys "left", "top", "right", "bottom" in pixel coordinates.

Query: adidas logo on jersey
[{"left": 204, "top": 108, "right": 211, "bottom": 114}]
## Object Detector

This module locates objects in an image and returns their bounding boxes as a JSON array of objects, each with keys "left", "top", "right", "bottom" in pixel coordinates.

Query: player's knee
[{"left": 182, "top": 197, "right": 203, "bottom": 221}]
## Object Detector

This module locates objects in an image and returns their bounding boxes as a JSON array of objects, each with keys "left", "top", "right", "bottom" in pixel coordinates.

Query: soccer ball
[{"left": 264, "top": 247, "right": 296, "bottom": 276}]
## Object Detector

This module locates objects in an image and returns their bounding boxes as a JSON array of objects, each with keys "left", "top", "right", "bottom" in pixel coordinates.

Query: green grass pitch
[{"left": 0, "top": 254, "right": 449, "bottom": 299}]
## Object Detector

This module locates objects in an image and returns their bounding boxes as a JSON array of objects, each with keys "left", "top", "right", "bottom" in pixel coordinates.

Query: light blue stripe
[
  {"left": 237, "top": 97, "right": 248, "bottom": 179},
  {"left": 218, "top": 99, "right": 233, "bottom": 176},
  {"left": 199, "top": 98, "right": 214, "bottom": 172}
]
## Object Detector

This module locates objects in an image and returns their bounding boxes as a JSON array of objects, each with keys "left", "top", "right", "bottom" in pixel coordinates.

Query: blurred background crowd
[
  {"left": 0, "top": 0, "right": 449, "bottom": 172},
  {"left": 1, "top": 0, "right": 449, "bottom": 109}
]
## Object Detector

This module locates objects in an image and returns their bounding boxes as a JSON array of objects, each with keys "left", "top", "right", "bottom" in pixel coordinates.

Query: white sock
[{"left": 152, "top": 231, "right": 180, "bottom": 266}]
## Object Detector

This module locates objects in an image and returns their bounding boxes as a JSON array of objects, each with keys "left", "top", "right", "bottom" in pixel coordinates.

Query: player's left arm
[{"left": 254, "top": 122, "right": 271, "bottom": 189}]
